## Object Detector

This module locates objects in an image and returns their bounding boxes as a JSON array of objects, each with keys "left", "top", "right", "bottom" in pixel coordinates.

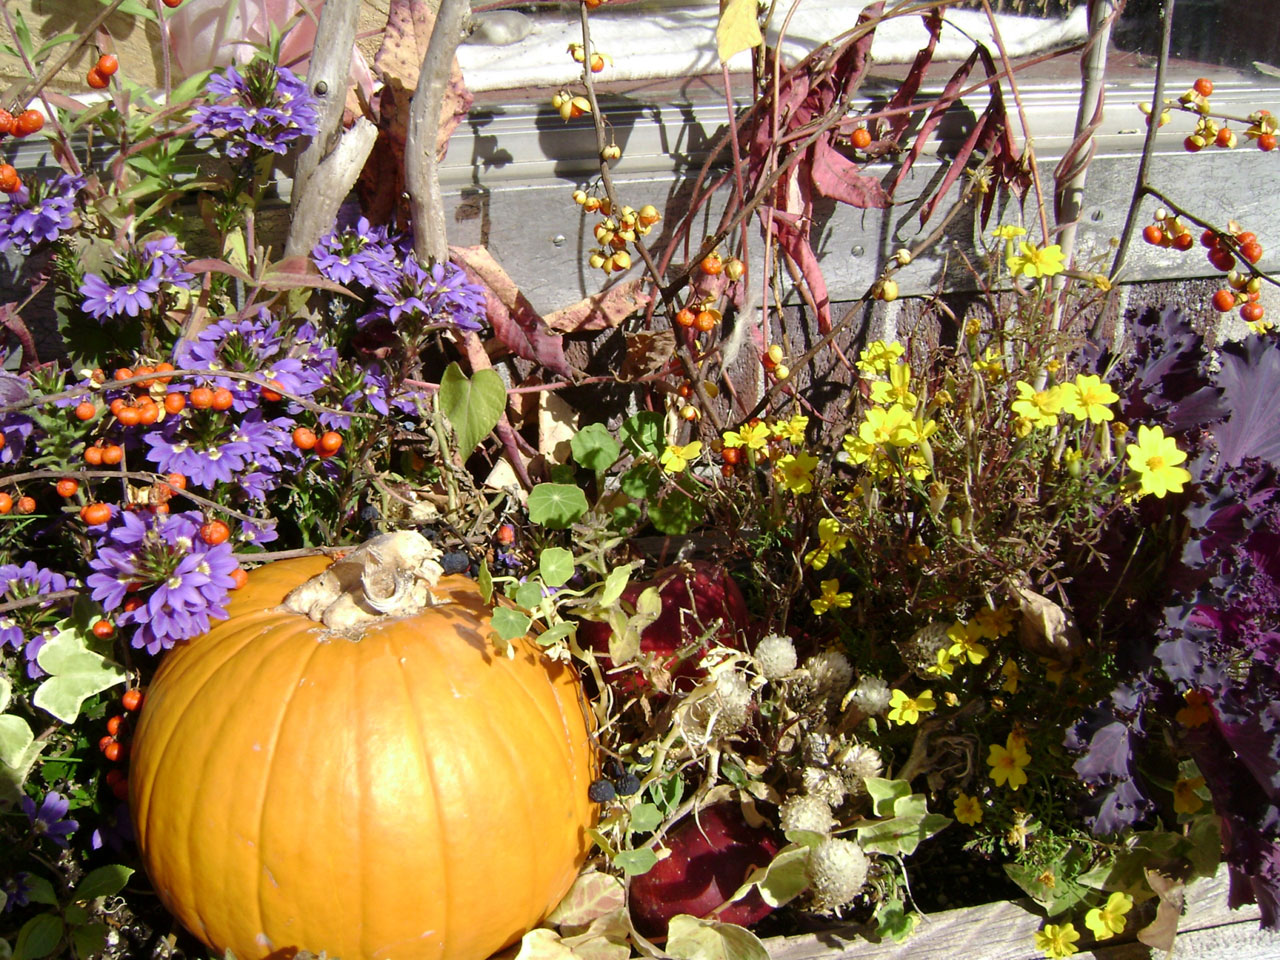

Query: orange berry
[
  {"left": 83, "top": 445, "right": 104, "bottom": 466},
  {"left": 1240, "top": 241, "right": 1264, "bottom": 264},
  {"left": 101, "top": 444, "right": 124, "bottom": 465},
  {"left": 113, "top": 367, "right": 134, "bottom": 382},
  {"left": 94, "top": 621, "right": 116, "bottom": 640},
  {"left": 695, "top": 310, "right": 716, "bottom": 332},
  {"left": 0, "top": 110, "right": 13, "bottom": 136},
  {"left": 153, "top": 362, "right": 175, "bottom": 384},
  {"left": 87, "top": 66, "right": 109, "bottom": 89},
  {"left": 211, "top": 387, "right": 234, "bottom": 411},
  {"left": 1193, "top": 77, "right": 1214, "bottom": 97},
  {"left": 95, "top": 54, "right": 119, "bottom": 77},
  {"left": 74, "top": 401, "right": 96, "bottom": 420},
  {"left": 106, "top": 713, "right": 124, "bottom": 734},
  {"left": 99, "top": 735, "right": 116, "bottom": 755},
  {"left": 115, "top": 405, "right": 140, "bottom": 427},
  {"left": 1260, "top": 133, "right": 1277, "bottom": 152},
  {"left": 700, "top": 252, "right": 723, "bottom": 276},
  {"left": 165, "top": 472, "right": 187, "bottom": 490},
  {"left": 15, "top": 496, "right": 35, "bottom": 515},
  {"left": 851, "top": 127, "right": 872, "bottom": 149},
  {"left": 1241, "top": 301, "right": 1265, "bottom": 323},
  {"left": 1142, "top": 225, "right": 1163, "bottom": 246},
  {"left": 81, "top": 502, "right": 112, "bottom": 525},
  {"left": 318, "top": 431, "right": 344, "bottom": 454},
  {"left": 675, "top": 308, "right": 696, "bottom": 328},
  {"left": 103, "top": 741, "right": 122, "bottom": 762},
  {"left": 292, "top": 427, "right": 317, "bottom": 450},
  {"left": 200, "top": 519, "right": 230, "bottom": 545},
  {"left": 0, "top": 493, "right": 11, "bottom": 514},
  {"left": 55, "top": 478, "right": 78, "bottom": 498},
  {"left": 230, "top": 567, "right": 249, "bottom": 590},
  {"left": 134, "top": 365, "right": 155, "bottom": 388},
  {"left": 163, "top": 392, "right": 185, "bottom": 414},
  {"left": 1212, "top": 288, "right": 1237, "bottom": 312},
  {"left": 189, "top": 386, "right": 213, "bottom": 409},
  {"left": 0, "top": 164, "right": 19, "bottom": 193},
  {"left": 260, "top": 379, "right": 285, "bottom": 402},
  {"left": 121, "top": 688, "right": 143, "bottom": 711},
  {"left": 13, "top": 110, "right": 43, "bottom": 138}
]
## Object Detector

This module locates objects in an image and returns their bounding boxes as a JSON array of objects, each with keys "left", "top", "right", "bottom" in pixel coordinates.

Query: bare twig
[{"left": 406, "top": 0, "right": 472, "bottom": 265}]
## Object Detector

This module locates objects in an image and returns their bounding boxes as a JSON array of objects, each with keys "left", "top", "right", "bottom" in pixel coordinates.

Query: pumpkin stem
[{"left": 282, "top": 531, "right": 447, "bottom": 630}]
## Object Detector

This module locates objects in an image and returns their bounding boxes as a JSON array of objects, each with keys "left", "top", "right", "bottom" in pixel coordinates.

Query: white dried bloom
[
  {"left": 779, "top": 794, "right": 835, "bottom": 835},
  {"left": 804, "top": 650, "right": 854, "bottom": 701},
  {"left": 755, "top": 633, "right": 798, "bottom": 679},
  {"left": 834, "top": 742, "right": 884, "bottom": 794},
  {"left": 685, "top": 669, "right": 753, "bottom": 742},
  {"left": 844, "top": 675, "right": 891, "bottom": 716},
  {"left": 807, "top": 838, "right": 870, "bottom": 911},
  {"left": 802, "top": 764, "right": 846, "bottom": 806}
]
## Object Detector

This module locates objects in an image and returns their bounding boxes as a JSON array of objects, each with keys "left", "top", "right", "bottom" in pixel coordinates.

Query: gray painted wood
[{"left": 761, "top": 867, "right": 1279, "bottom": 959}]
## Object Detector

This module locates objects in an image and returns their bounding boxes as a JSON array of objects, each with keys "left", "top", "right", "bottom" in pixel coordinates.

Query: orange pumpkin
[{"left": 129, "top": 553, "right": 597, "bottom": 960}]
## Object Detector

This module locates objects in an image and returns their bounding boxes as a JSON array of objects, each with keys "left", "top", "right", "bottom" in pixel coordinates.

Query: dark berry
[
  {"left": 588, "top": 778, "right": 617, "bottom": 803},
  {"left": 616, "top": 773, "right": 642, "bottom": 796},
  {"left": 603, "top": 757, "right": 625, "bottom": 779},
  {"left": 441, "top": 551, "right": 470, "bottom": 574}
]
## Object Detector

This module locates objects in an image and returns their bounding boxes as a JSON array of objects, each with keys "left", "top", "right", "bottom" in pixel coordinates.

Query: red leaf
[
  {"left": 186, "top": 258, "right": 254, "bottom": 284},
  {"left": 260, "top": 256, "right": 356, "bottom": 295},
  {"left": 889, "top": 49, "right": 978, "bottom": 197},
  {"left": 543, "top": 279, "right": 651, "bottom": 333},
  {"left": 810, "top": 135, "right": 890, "bottom": 209},
  {"left": 763, "top": 200, "right": 832, "bottom": 334},
  {"left": 881, "top": 9, "right": 943, "bottom": 142},
  {"left": 917, "top": 105, "right": 991, "bottom": 226},
  {"left": 450, "top": 245, "right": 572, "bottom": 377}
]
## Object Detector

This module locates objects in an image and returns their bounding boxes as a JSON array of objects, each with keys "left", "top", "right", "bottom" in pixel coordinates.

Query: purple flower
[
  {"left": 0, "top": 172, "right": 83, "bottom": 254},
  {"left": 90, "top": 802, "right": 135, "bottom": 853},
  {"left": 21, "top": 791, "right": 79, "bottom": 848},
  {"left": 313, "top": 217, "right": 403, "bottom": 289},
  {"left": 366, "top": 257, "right": 487, "bottom": 333},
  {"left": 86, "top": 510, "right": 238, "bottom": 654},
  {"left": 78, "top": 237, "right": 191, "bottom": 322},
  {"left": 79, "top": 272, "right": 162, "bottom": 320},
  {"left": 1, "top": 873, "right": 32, "bottom": 912},
  {"left": 194, "top": 62, "right": 318, "bottom": 159}
]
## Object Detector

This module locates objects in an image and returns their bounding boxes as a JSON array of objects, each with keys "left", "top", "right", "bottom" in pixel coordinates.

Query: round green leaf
[
  {"left": 570, "top": 424, "right": 620, "bottom": 474},
  {"left": 490, "top": 606, "right": 532, "bottom": 643},
  {"left": 527, "top": 483, "right": 589, "bottom": 529},
  {"left": 15, "top": 913, "right": 63, "bottom": 960},
  {"left": 620, "top": 411, "right": 664, "bottom": 456},
  {"left": 650, "top": 490, "right": 700, "bottom": 535},
  {"left": 539, "top": 547, "right": 576, "bottom": 587}
]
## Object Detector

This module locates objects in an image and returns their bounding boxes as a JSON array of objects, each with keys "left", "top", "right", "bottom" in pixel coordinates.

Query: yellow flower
[
  {"left": 859, "top": 403, "right": 915, "bottom": 447},
  {"left": 869, "top": 363, "right": 917, "bottom": 407},
  {"left": 1061, "top": 374, "right": 1118, "bottom": 423},
  {"left": 722, "top": 421, "right": 771, "bottom": 451},
  {"left": 771, "top": 414, "right": 809, "bottom": 444},
  {"left": 1007, "top": 241, "right": 1066, "bottom": 279},
  {"left": 1174, "top": 776, "right": 1206, "bottom": 814},
  {"left": 887, "top": 688, "right": 936, "bottom": 726},
  {"left": 895, "top": 414, "right": 939, "bottom": 447},
  {"left": 659, "top": 440, "right": 702, "bottom": 474},
  {"left": 927, "top": 646, "right": 957, "bottom": 677},
  {"left": 775, "top": 451, "right": 819, "bottom": 493},
  {"left": 841, "top": 432, "right": 877, "bottom": 466},
  {"left": 947, "top": 620, "right": 989, "bottom": 664},
  {"left": 992, "top": 224, "right": 1028, "bottom": 241},
  {"left": 1126, "top": 424, "right": 1191, "bottom": 498},
  {"left": 811, "top": 579, "right": 852, "bottom": 616},
  {"left": 1033, "top": 922, "right": 1080, "bottom": 958},
  {"left": 972, "top": 605, "right": 1015, "bottom": 640},
  {"left": 987, "top": 737, "right": 1031, "bottom": 790},
  {"left": 1092, "top": 273, "right": 1113, "bottom": 292},
  {"left": 974, "top": 347, "right": 1007, "bottom": 382},
  {"left": 856, "top": 340, "right": 905, "bottom": 375},
  {"left": 1084, "top": 892, "right": 1133, "bottom": 941},
  {"left": 1011, "top": 381, "right": 1063, "bottom": 428},
  {"left": 1000, "top": 658, "right": 1020, "bottom": 693},
  {"left": 954, "top": 792, "right": 983, "bottom": 826},
  {"left": 804, "top": 518, "right": 848, "bottom": 569},
  {"left": 1176, "top": 689, "right": 1212, "bottom": 728}
]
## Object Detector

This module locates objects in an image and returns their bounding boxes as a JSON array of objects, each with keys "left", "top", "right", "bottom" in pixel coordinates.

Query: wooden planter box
[{"left": 763, "top": 867, "right": 1280, "bottom": 959}]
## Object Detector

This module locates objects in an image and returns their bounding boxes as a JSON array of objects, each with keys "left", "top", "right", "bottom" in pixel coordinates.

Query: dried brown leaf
[{"left": 543, "top": 280, "right": 651, "bottom": 333}]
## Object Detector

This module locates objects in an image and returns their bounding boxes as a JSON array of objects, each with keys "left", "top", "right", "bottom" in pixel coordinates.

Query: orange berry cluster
[
  {"left": 575, "top": 195, "right": 661, "bottom": 274},
  {"left": 1140, "top": 209, "right": 1197, "bottom": 252},
  {"left": 98, "top": 688, "right": 144, "bottom": 777},
  {"left": 567, "top": 43, "right": 608, "bottom": 74},
  {"left": 761, "top": 343, "right": 791, "bottom": 382},
  {"left": 1177, "top": 78, "right": 1278, "bottom": 152},
  {"left": 291, "top": 426, "right": 344, "bottom": 459},
  {"left": 87, "top": 53, "right": 118, "bottom": 90}
]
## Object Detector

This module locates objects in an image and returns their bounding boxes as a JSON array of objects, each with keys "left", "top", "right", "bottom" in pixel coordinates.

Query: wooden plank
[{"left": 761, "top": 866, "right": 1274, "bottom": 960}]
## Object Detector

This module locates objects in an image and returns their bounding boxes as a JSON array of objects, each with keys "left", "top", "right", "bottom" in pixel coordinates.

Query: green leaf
[
  {"left": 619, "top": 463, "right": 660, "bottom": 500},
  {"left": 865, "top": 777, "right": 913, "bottom": 817},
  {"left": 72, "top": 865, "right": 134, "bottom": 902},
  {"left": 539, "top": 547, "right": 575, "bottom": 588},
  {"left": 620, "top": 411, "right": 664, "bottom": 456},
  {"left": 598, "top": 565, "right": 633, "bottom": 607},
  {"left": 665, "top": 916, "right": 769, "bottom": 960},
  {"left": 650, "top": 490, "right": 700, "bottom": 535},
  {"left": 0, "top": 677, "right": 34, "bottom": 768},
  {"left": 490, "top": 607, "right": 532, "bottom": 643},
  {"left": 612, "top": 848, "right": 659, "bottom": 877},
  {"left": 527, "top": 484, "right": 589, "bottom": 529},
  {"left": 609, "top": 501, "right": 642, "bottom": 531},
  {"left": 439, "top": 362, "right": 507, "bottom": 457},
  {"left": 24, "top": 876, "right": 56, "bottom": 907},
  {"left": 515, "top": 581, "right": 545, "bottom": 612},
  {"left": 535, "top": 622, "right": 577, "bottom": 647},
  {"left": 731, "top": 845, "right": 811, "bottom": 909},
  {"left": 512, "top": 927, "right": 574, "bottom": 960},
  {"left": 546, "top": 871, "right": 626, "bottom": 927},
  {"left": 874, "top": 897, "right": 920, "bottom": 943},
  {"left": 478, "top": 559, "right": 493, "bottom": 604},
  {"left": 14, "top": 914, "right": 62, "bottom": 960},
  {"left": 1004, "top": 863, "right": 1090, "bottom": 918},
  {"left": 782, "top": 829, "right": 826, "bottom": 851},
  {"left": 570, "top": 424, "right": 620, "bottom": 474},
  {"left": 32, "top": 621, "right": 127, "bottom": 724},
  {"left": 857, "top": 810, "right": 951, "bottom": 857},
  {"left": 69, "top": 923, "right": 107, "bottom": 960},
  {"left": 628, "top": 802, "right": 663, "bottom": 835}
]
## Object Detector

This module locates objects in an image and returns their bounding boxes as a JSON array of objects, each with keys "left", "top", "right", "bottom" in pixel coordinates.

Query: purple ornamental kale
[
  {"left": 193, "top": 62, "right": 318, "bottom": 159},
  {"left": 86, "top": 510, "right": 238, "bottom": 654},
  {"left": 21, "top": 791, "right": 79, "bottom": 848},
  {"left": 0, "top": 172, "right": 84, "bottom": 254}
]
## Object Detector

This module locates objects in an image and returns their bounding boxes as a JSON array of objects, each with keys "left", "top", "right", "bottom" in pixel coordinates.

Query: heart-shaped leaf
[{"left": 439, "top": 362, "right": 506, "bottom": 457}]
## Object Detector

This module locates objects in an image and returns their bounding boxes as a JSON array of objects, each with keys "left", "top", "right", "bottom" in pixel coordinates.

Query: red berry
[
  {"left": 1184, "top": 136, "right": 1204, "bottom": 153},
  {"left": 260, "top": 379, "right": 285, "bottom": 402},
  {"left": 1241, "top": 302, "right": 1265, "bottom": 323},
  {"left": 1209, "top": 248, "right": 1236, "bottom": 272},
  {"left": 93, "top": 620, "right": 115, "bottom": 640},
  {"left": 1215, "top": 127, "right": 1234, "bottom": 148},
  {"left": 106, "top": 714, "right": 124, "bottom": 735},
  {"left": 1260, "top": 133, "right": 1277, "bottom": 152},
  {"left": 55, "top": 478, "right": 78, "bottom": 498},
  {"left": 1194, "top": 77, "right": 1214, "bottom": 97},
  {"left": 1201, "top": 229, "right": 1219, "bottom": 249},
  {"left": 851, "top": 127, "right": 872, "bottom": 149},
  {"left": 1172, "top": 232, "right": 1194, "bottom": 251},
  {"left": 121, "top": 688, "right": 143, "bottom": 712},
  {"left": 496, "top": 523, "right": 516, "bottom": 545},
  {"left": 103, "top": 741, "right": 123, "bottom": 762},
  {"left": 0, "top": 110, "right": 13, "bottom": 136},
  {"left": 1240, "top": 241, "right": 1263, "bottom": 264},
  {"left": 95, "top": 54, "right": 119, "bottom": 77},
  {"left": 86, "top": 66, "right": 109, "bottom": 89},
  {"left": 1212, "top": 289, "right": 1237, "bottom": 312},
  {"left": 99, "top": 735, "right": 116, "bottom": 754},
  {"left": 1142, "top": 225, "right": 1164, "bottom": 246},
  {"left": 15, "top": 496, "right": 35, "bottom": 515}
]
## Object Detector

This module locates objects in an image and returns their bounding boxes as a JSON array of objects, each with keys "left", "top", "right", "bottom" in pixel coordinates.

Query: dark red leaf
[
  {"left": 880, "top": 8, "right": 943, "bottom": 142},
  {"left": 917, "top": 105, "right": 992, "bottom": 226},
  {"left": 763, "top": 201, "right": 832, "bottom": 334},
  {"left": 810, "top": 136, "right": 890, "bottom": 209},
  {"left": 889, "top": 48, "right": 978, "bottom": 197}
]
